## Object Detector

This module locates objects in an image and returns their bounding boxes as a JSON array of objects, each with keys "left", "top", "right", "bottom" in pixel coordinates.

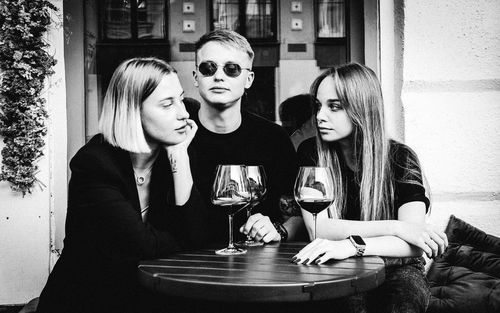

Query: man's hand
[{"left": 239, "top": 213, "right": 280, "bottom": 243}]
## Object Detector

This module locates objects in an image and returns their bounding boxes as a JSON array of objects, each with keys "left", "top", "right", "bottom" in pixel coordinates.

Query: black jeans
[{"left": 347, "top": 257, "right": 431, "bottom": 313}]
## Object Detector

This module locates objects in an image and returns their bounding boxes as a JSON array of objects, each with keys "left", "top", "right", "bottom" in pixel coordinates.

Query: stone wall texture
[{"left": 402, "top": 0, "right": 500, "bottom": 194}]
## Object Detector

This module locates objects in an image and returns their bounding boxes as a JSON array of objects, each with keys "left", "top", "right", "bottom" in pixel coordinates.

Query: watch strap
[{"left": 273, "top": 222, "right": 288, "bottom": 242}]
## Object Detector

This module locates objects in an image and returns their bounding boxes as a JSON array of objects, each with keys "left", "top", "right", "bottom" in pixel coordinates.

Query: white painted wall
[
  {"left": 402, "top": 0, "right": 500, "bottom": 194},
  {"left": 277, "top": 60, "right": 321, "bottom": 118},
  {"left": 363, "top": 0, "right": 380, "bottom": 76},
  {"left": 0, "top": 0, "right": 67, "bottom": 304},
  {"left": 170, "top": 61, "right": 200, "bottom": 101}
]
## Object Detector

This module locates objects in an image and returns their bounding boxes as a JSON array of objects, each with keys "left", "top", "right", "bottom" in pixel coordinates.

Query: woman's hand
[
  {"left": 395, "top": 221, "right": 448, "bottom": 258},
  {"left": 164, "top": 119, "right": 198, "bottom": 153},
  {"left": 292, "top": 238, "right": 356, "bottom": 265},
  {"left": 164, "top": 119, "right": 197, "bottom": 205}
]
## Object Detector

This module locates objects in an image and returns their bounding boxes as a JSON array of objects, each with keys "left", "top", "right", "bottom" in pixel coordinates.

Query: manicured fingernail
[
  {"left": 291, "top": 256, "right": 297, "bottom": 262},
  {"left": 315, "top": 259, "right": 321, "bottom": 264},
  {"left": 303, "top": 258, "right": 309, "bottom": 264},
  {"left": 294, "top": 258, "right": 301, "bottom": 264},
  {"left": 313, "top": 253, "right": 325, "bottom": 263}
]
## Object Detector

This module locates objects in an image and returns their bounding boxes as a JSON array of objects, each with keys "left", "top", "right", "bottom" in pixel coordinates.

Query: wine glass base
[
  {"left": 239, "top": 240, "right": 264, "bottom": 247},
  {"left": 215, "top": 246, "right": 247, "bottom": 255}
]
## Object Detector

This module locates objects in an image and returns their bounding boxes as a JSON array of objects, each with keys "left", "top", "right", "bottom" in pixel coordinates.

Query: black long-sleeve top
[{"left": 36, "top": 134, "right": 207, "bottom": 313}]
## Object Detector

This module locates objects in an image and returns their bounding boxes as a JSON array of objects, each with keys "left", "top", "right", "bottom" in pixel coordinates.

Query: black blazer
[{"left": 36, "top": 135, "right": 207, "bottom": 313}]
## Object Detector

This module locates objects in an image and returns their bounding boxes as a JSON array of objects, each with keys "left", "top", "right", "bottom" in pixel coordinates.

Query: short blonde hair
[
  {"left": 98, "top": 57, "right": 176, "bottom": 153},
  {"left": 195, "top": 29, "right": 254, "bottom": 65}
]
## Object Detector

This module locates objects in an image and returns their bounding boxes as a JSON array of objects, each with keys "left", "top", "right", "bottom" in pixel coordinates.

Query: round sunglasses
[{"left": 197, "top": 61, "right": 251, "bottom": 78}]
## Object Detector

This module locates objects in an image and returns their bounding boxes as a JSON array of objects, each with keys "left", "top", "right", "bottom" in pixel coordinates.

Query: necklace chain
[{"left": 133, "top": 164, "right": 154, "bottom": 186}]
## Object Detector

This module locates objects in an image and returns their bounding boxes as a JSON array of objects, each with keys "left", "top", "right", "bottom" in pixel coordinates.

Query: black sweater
[
  {"left": 190, "top": 111, "right": 298, "bottom": 243},
  {"left": 36, "top": 135, "right": 207, "bottom": 313}
]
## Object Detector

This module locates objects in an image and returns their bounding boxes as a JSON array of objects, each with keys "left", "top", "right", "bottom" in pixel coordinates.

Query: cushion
[
  {"left": 444, "top": 214, "right": 500, "bottom": 255},
  {"left": 426, "top": 215, "right": 500, "bottom": 313}
]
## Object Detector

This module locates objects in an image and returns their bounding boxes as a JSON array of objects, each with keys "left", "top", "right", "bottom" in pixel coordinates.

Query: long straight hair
[{"left": 311, "top": 63, "right": 393, "bottom": 221}]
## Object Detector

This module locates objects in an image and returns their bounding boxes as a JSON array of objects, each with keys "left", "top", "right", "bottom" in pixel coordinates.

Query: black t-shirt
[
  {"left": 190, "top": 110, "right": 298, "bottom": 243},
  {"left": 297, "top": 137, "right": 429, "bottom": 220}
]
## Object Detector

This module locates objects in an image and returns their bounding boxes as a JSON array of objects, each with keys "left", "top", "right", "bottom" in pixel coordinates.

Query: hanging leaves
[{"left": 0, "top": 0, "right": 57, "bottom": 195}]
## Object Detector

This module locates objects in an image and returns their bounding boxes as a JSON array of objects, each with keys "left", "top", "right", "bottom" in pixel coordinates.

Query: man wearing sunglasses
[{"left": 190, "top": 30, "right": 304, "bottom": 246}]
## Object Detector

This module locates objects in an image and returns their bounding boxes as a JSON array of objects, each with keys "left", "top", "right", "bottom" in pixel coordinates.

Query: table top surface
[{"left": 138, "top": 242, "right": 385, "bottom": 302}]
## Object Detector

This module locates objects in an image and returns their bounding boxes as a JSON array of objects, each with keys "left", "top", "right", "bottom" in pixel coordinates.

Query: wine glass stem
[
  {"left": 313, "top": 213, "right": 318, "bottom": 240},
  {"left": 246, "top": 205, "right": 252, "bottom": 241},
  {"left": 228, "top": 213, "right": 235, "bottom": 249}
]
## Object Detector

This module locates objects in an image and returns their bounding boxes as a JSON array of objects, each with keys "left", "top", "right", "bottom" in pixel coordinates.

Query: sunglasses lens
[
  {"left": 198, "top": 61, "right": 217, "bottom": 76},
  {"left": 223, "top": 63, "right": 242, "bottom": 77},
  {"left": 198, "top": 62, "right": 243, "bottom": 77}
]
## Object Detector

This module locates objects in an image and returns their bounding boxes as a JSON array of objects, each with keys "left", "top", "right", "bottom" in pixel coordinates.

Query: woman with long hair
[
  {"left": 36, "top": 57, "right": 207, "bottom": 313},
  {"left": 293, "top": 63, "right": 448, "bottom": 312}
]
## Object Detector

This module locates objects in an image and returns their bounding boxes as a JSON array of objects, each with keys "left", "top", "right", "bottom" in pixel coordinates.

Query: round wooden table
[{"left": 138, "top": 242, "right": 385, "bottom": 302}]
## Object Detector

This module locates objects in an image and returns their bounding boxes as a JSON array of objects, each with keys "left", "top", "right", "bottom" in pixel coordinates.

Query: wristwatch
[
  {"left": 273, "top": 222, "right": 288, "bottom": 242},
  {"left": 348, "top": 235, "right": 366, "bottom": 257}
]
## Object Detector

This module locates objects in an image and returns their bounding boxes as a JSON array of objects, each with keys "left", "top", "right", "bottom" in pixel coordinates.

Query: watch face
[{"left": 351, "top": 235, "right": 365, "bottom": 246}]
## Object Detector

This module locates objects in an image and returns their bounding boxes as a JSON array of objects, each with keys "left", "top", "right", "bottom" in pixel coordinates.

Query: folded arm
[{"left": 296, "top": 201, "right": 448, "bottom": 263}]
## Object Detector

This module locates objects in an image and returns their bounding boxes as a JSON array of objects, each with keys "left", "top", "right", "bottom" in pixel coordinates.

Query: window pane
[
  {"left": 212, "top": 0, "right": 240, "bottom": 32},
  {"left": 245, "top": 0, "right": 274, "bottom": 39},
  {"left": 317, "top": 0, "right": 345, "bottom": 38},
  {"left": 104, "top": 0, "right": 132, "bottom": 39},
  {"left": 137, "top": 0, "right": 165, "bottom": 39}
]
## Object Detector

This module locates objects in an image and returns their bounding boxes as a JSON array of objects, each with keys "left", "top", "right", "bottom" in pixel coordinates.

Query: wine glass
[
  {"left": 212, "top": 164, "right": 251, "bottom": 255},
  {"left": 241, "top": 165, "right": 267, "bottom": 247},
  {"left": 294, "top": 166, "right": 334, "bottom": 240}
]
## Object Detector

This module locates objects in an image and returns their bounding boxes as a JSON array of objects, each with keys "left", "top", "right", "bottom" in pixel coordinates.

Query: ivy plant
[{"left": 0, "top": 0, "right": 57, "bottom": 195}]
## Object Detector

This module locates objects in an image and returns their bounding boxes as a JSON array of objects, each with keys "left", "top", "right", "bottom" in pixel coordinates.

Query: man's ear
[
  {"left": 192, "top": 70, "right": 199, "bottom": 87},
  {"left": 245, "top": 71, "right": 255, "bottom": 89}
]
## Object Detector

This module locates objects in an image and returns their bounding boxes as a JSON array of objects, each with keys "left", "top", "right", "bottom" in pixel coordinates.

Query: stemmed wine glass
[
  {"left": 212, "top": 164, "right": 251, "bottom": 255},
  {"left": 294, "top": 166, "right": 334, "bottom": 240},
  {"left": 241, "top": 165, "right": 267, "bottom": 247}
]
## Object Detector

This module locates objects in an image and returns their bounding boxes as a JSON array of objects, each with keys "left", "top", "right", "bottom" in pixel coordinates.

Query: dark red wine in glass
[
  {"left": 297, "top": 199, "right": 331, "bottom": 215},
  {"left": 294, "top": 167, "right": 334, "bottom": 239}
]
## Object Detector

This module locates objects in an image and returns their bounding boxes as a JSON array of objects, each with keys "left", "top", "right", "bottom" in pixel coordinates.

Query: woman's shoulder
[
  {"left": 389, "top": 140, "right": 421, "bottom": 166},
  {"left": 73, "top": 134, "right": 115, "bottom": 161},
  {"left": 389, "top": 139, "right": 424, "bottom": 182},
  {"left": 70, "top": 134, "right": 128, "bottom": 176},
  {"left": 389, "top": 140, "right": 430, "bottom": 210}
]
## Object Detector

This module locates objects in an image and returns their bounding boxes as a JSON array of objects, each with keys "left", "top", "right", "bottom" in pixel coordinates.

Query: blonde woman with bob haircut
[
  {"left": 36, "top": 57, "right": 207, "bottom": 313},
  {"left": 292, "top": 63, "right": 448, "bottom": 313}
]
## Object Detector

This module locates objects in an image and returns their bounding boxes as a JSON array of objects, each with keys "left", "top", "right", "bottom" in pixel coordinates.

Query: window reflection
[
  {"left": 212, "top": 0, "right": 275, "bottom": 39},
  {"left": 103, "top": 0, "right": 165, "bottom": 40},
  {"left": 213, "top": 0, "right": 240, "bottom": 32},
  {"left": 317, "top": 0, "right": 346, "bottom": 38},
  {"left": 137, "top": 0, "right": 165, "bottom": 39},
  {"left": 104, "top": 0, "right": 132, "bottom": 39},
  {"left": 245, "top": 0, "right": 273, "bottom": 39}
]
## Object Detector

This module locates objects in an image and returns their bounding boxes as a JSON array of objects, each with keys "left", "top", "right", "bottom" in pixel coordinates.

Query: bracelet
[{"left": 273, "top": 222, "right": 288, "bottom": 242}]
